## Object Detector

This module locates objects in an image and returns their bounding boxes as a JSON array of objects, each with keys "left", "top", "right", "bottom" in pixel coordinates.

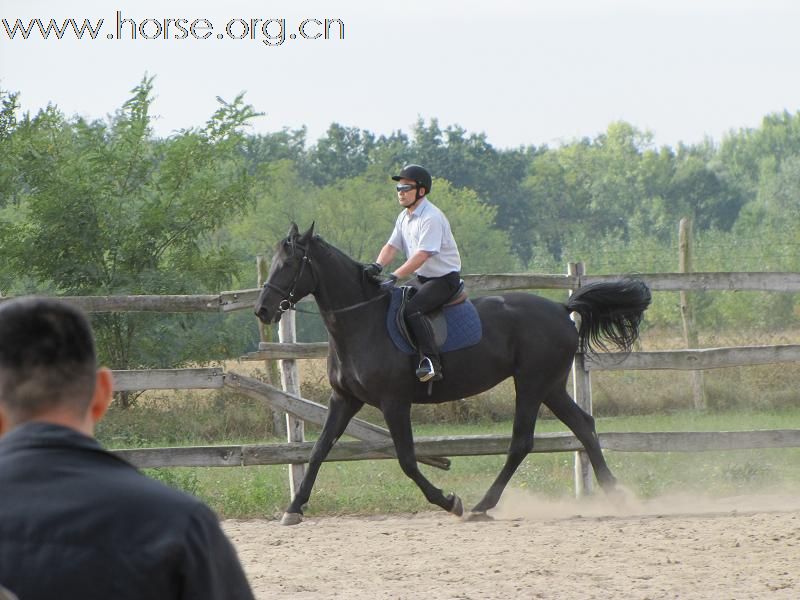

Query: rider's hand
[{"left": 363, "top": 262, "right": 383, "bottom": 283}]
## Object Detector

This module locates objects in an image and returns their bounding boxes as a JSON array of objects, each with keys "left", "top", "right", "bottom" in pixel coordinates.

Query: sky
[{"left": 2, "top": 0, "right": 800, "bottom": 150}]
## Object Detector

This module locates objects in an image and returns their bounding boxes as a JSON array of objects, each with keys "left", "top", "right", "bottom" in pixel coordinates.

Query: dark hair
[{"left": 0, "top": 297, "right": 97, "bottom": 421}]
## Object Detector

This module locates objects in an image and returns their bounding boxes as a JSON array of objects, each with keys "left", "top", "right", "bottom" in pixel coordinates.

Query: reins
[{"left": 318, "top": 291, "right": 388, "bottom": 315}]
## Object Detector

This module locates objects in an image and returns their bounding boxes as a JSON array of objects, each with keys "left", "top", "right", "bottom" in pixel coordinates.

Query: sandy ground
[{"left": 224, "top": 491, "right": 800, "bottom": 600}]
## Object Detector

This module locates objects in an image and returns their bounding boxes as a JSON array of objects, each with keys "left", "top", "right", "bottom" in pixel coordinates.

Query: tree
[
  {"left": 0, "top": 88, "right": 21, "bottom": 208},
  {"left": 241, "top": 128, "right": 307, "bottom": 171},
  {"left": 522, "top": 142, "right": 592, "bottom": 260},
  {"left": 408, "top": 118, "right": 535, "bottom": 260},
  {"left": 0, "top": 77, "right": 261, "bottom": 404},
  {"left": 303, "top": 123, "right": 376, "bottom": 185},
  {"left": 665, "top": 153, "right": 744, "bottom": 232}
]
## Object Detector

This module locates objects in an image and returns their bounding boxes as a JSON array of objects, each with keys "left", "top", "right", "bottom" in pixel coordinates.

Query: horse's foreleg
[
  {"left": 545, "top": 388, "right": 617, "bottom": 491},
  {"left": 469, "top": 379, "right": 542, "bottom": 516},
  {"left": 282, "top": 393, "right": 363, "bottom": 524},
  {"left": 382, "top": 401, "right": 463, "bottom": 516}
]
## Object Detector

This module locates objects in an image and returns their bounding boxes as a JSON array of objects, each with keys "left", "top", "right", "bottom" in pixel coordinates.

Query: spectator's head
[{"left": 0, "top": 298, "right": 112, "bottom": 436}]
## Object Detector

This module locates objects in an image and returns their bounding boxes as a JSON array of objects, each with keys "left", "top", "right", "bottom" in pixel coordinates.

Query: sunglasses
[{"left": 395, "top": 183, "right": 418, "bottom": 193}]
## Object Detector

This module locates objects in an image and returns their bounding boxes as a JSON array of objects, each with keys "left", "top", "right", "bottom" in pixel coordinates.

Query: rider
[{"left": 364, "top": 164, "right": 462, "bottom": 382}]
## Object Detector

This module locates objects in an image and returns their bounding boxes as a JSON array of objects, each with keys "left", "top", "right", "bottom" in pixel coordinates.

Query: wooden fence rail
[
  {"left": 0, "top": 290, "right": 261, "bottom": 313},
  {"left": 114, "top": 429, "right": 800, "bottom": 469},
  {"left": 112, "top": 368, "right": 225, "bottom": 391},
  {"left": 585, "top": 345, "right": 800, "bottom": 371},
  {"left": 224, "top": 373, "right": 450, "bottom": 470},
  {"left": 243, "top": 343, "right": 800, "bottom": 367},
  {"left": 3, "top": 272, "right": 799, "bottom": 314}
]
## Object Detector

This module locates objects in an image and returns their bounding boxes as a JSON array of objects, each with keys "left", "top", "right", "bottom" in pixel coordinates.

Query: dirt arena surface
[{"left": 225, "top": 491, "right": 799, "bottom": 600}]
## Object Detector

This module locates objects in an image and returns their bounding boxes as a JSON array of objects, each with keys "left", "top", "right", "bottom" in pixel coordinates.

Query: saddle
[{"left": 387, "top": 281, "right": 482, "bottom": 355}]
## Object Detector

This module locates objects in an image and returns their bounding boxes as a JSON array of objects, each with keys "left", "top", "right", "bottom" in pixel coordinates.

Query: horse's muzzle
[{"left": 255, "top": 306, "right": 281, "bottom": 324}]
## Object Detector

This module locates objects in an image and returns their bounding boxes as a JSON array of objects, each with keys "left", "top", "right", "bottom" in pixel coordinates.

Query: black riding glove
[{"left": 364, "top": 262, "right": 383, "bottom": 282}]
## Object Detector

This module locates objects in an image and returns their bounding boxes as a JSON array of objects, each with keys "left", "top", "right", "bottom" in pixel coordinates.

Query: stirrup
[{"left": 416, "top": 356, "right": 442, "bottom": 382}]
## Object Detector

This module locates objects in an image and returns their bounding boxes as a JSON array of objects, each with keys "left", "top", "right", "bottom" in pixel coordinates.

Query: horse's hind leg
[
  {"left": 545, "top": 388, "right": 617, "bottom": 491},
  {"left": 469, "top": 377, "right": 542, "bottom": 516},
  {"left": 382, "top": 401, "right": 463, "bottom": 516}
]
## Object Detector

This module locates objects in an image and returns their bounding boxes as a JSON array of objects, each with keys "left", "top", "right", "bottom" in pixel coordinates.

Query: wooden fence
[
  {"left": 5, "top": 271, "right": 800, "bottom": 315},
  {"left": 108, "top": 366, "right": 800, "bottom": 472},
  {"left": 6, "top": 271, "right": 797, "bottom": 495},
  {"left": 31, "top": 268, "right": 789, "bottom": 499},
  {"left": 107, "top": 346, "right": 800, "bottom": 482}
]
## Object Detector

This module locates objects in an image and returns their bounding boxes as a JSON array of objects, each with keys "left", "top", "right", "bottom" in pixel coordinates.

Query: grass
[{"left": 125, "top": 409, "right": 800, "bottom": 519}]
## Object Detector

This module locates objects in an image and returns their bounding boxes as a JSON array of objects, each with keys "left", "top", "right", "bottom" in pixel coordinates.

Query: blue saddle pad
[{"left": 386, "top": 287, "right": 482, "bottom": 355}]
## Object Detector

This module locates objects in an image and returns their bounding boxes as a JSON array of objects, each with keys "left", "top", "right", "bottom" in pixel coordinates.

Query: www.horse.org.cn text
[{"left": 1, "top": 10, "right": 346, "bottom": 47}]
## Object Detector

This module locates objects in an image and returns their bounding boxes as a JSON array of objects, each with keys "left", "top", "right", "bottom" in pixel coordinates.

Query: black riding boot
[{"left": 407, "top": 311, "right": 443, "bottom": 382}]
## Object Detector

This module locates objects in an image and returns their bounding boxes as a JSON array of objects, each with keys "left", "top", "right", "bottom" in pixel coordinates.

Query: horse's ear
[
  {"left": 299, "top": 222, "right": 315, "bottom": 243},
  {"left": 287, "top": 223, "right": 300, "bottom": 239}
]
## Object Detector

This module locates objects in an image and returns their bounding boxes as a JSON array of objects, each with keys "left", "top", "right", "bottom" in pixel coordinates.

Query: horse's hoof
[
  {"left": 462, "top": 511, "right": 494, "bottom": 522},
  {"left": 605, "top": 483, "right": 637, "bottom": 509},
  {"left": 280, "top": 512, "right": 303, "bottom": 526},
  {"left": 448, "top": 494, "right": 464, "bottom": 517}
]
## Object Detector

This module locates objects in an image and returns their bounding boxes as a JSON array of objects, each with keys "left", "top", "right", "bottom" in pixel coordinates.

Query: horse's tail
[{"left": 565, "top": 278, "right": 652, "bottom": 354}]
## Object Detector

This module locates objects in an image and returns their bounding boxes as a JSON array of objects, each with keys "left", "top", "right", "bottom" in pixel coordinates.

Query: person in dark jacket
[{"left": 0, "top": 297, "right": 255, "bottom": 600}]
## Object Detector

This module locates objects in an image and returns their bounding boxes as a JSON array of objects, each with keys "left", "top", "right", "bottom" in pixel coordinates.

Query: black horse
[{"left": 255, "top": 224, "right": 651, "bottom": 525}]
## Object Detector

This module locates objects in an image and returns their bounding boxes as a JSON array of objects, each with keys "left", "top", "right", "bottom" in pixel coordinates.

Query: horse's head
[{"left": 254, "top": 223, "right": 317, "bottom": 324}]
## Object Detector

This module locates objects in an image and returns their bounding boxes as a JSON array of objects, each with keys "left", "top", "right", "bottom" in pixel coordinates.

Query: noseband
[{"left": 262, "top": 242, "right": 317, "bottom": 314}]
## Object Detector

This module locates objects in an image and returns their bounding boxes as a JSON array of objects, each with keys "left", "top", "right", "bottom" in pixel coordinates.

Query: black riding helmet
[{"left": 392, "top": 164, "right": 432, "bottom": 196}]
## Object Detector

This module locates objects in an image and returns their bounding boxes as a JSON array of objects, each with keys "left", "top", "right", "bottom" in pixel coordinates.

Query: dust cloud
[{"left": 492, "top": 486, "right": 799, "bottom": 521}]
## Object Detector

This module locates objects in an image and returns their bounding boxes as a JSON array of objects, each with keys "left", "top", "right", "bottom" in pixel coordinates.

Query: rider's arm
[
  {"left": 393, "top": 250, "right": 433, "bottom": 279},
  {"left": 376, "top": 244, "right": 398, "bottom": 269}
]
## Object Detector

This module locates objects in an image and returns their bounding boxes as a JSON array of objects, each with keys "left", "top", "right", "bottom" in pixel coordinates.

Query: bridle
[
  {"left": 262, "top": 237, "right": 391, "bottom": 317},
  {"left": 262, "top": 241, "right": 317, "bottom": 315}
]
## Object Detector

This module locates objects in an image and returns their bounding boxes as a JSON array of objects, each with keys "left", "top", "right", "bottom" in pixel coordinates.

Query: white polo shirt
[{"left": 387, "top": 198, "right": 462, "bottom": 278}]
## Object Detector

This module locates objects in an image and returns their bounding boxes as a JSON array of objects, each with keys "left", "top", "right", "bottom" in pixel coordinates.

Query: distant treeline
[{"left": 2, "top": 76, "right": 798, "bottom": 372}]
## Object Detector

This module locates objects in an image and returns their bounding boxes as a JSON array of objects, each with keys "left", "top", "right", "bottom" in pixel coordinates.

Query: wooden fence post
[
  {"left": 277, "top": 309, "right": 306, "bottom": 499},
  {"left": 679, "top": 218, "right": 707, "bottom": 410},
  {"left": 568, "top": 261, "right": 593, "bottom": 496},
  {"left": 256, "top": 256, "right": 287, "bottom": 436}
]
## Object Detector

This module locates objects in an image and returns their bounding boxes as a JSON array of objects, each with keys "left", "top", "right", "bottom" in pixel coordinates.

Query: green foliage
[
  {"left": 0, "top": 88, "right": 21, "bottom": 208},
  {"left": 0, "top": 88, "right": 18, "bottom": 140},
  {"left": 718, "top": 109, "right": 800, "bottom": 199},
  {"left": 0, "top": 78, "right": 261, "bottom": 401},
  {"left": 2, "top": 77, "right": 260, "bottom": 296},
  {"left": 143, "top": 468, "right": 201, "bottom": 497},
  {"left": 407, "top": 118, "right": 535, "bottom": 260},
  {"left": 303, "top": 123, "right": 376, "bottom": 185},
  {"left": 521, "top": 121, "right": 748, "bottom": 261}
]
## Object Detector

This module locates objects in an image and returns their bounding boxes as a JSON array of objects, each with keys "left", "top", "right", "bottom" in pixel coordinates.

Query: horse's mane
[{"left": 310, "top": 235, "right": 364, "bottom": 271}]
